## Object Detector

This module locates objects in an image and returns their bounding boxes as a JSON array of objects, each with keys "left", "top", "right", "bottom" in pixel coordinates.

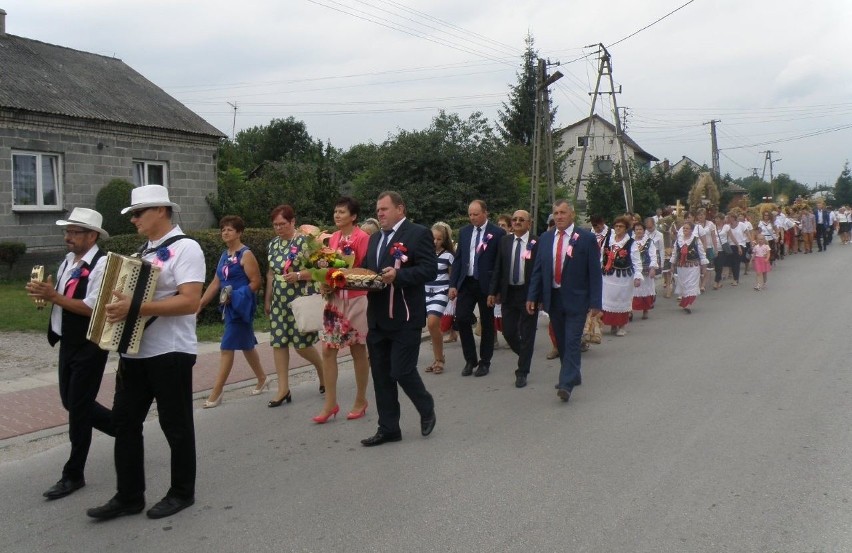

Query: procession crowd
[{"left": 25, "top": 183, "right": 847, "bottom": 522}]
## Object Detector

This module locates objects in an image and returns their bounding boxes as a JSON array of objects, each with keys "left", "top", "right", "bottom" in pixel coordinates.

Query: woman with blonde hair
[{"left": 425, "top": 222, "right": 455, "bottom": 374}]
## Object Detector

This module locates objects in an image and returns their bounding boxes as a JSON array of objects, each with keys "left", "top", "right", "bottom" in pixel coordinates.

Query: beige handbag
[{"left": 289, "top": 293, "right": 325, "bottom": 333}]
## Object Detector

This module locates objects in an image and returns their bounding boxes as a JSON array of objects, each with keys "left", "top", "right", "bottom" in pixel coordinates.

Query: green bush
[
  {"left": 101, "top": 227, "right": 277, "bottom": 324},
  {"left": 95, "top": 179, "right": 136, "bottom": 236},
  {"left": 0, "top": 242, "right": 26, "bottom": 270}
]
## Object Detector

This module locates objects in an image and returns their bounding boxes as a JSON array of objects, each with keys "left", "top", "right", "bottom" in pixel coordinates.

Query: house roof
[
  {"left": 556, "top": 115, "right": 658, "bottom": 162},
  {"left": 671, "top": 155, "right": 704, "bottom": 172},
  {"left": 0, "top": 33, "right": 225, "bottom": 138}
]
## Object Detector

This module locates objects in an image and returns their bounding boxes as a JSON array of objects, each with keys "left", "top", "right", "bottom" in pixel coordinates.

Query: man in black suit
[
  {"left": 527, "top": 200, "right": 602, "bottom": 402},
  {"left": 449, "top": 200, "right": 506, "bottom": 377},
  {"left": 26, "top": 208, "right": 114, "bottom": 500},
  {"left": 487, "top": 209, "right": 538, "bottom": 388},
  {"left": 360, "top": 191, "right": 437, "bottom": 446}
]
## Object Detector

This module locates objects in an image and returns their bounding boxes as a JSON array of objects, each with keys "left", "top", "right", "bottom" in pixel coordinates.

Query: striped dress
[{"left": 425, "top": 249, "right": 454, "bottom": 317}]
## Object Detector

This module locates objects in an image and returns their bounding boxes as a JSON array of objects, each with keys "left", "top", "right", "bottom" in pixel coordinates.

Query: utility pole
[
  {"left": 226, "top": 101, "right": 238, "bottom": 141},
  {"left": 571, "top": 43, "right": 633, "bottom": 213},
  {"left": 529, "top": 59, "right": 563, "bottom": 235},
  {"left": 760, "top": 150, "right": 780, "bottom": 196},
  {"left": 704, "top": 119, "right": 721, "bottom": 182}
]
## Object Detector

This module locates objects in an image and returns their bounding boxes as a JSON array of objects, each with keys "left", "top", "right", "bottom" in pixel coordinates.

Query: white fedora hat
[
  {"left": 56, "top": 207, "right": 110, "bottom": 239},
  {"left": 120, "top": 185, "right": 181, "bottom": 215}
]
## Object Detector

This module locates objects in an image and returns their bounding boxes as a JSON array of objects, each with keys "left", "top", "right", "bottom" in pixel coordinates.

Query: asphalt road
[{"left": 1, "top": 247, "right": 851, "bottom": 552}]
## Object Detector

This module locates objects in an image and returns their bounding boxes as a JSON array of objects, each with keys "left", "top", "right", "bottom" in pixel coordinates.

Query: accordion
[{"left": 87, "top": 252, "right": 160, "bottom": 354}]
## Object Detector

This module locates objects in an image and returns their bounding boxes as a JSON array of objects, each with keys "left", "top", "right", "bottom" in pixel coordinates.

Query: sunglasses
[{"left": 129, "top": 207, "right": 153, "bottom": 218}]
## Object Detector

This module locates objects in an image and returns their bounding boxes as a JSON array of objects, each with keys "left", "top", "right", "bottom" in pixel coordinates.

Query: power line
[
  {"left": 305, "top": 0, "right": 516, "bottom": 65},
  {"left": 607, "top": 0, "right": 697, "bottom": 48}
]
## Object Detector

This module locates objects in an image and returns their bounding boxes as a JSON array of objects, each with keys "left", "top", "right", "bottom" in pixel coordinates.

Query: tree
[
  {"left": 834, "top": 162, "right": 852, "bottom": 206},
  {"left": 498, "top": 33, "right": 540, "bottom": 147},
  {"left": 586, "top": 162, "right": 660, "bottom": 222},
  {"left": 217, "top": 117, "right": 322, "bottom": 173},
  {"left": 352, "top": 111, "right": 525, "bottom": 225}
]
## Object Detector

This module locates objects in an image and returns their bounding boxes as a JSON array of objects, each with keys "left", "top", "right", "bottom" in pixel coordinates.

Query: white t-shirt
[
  {"left": 730, "top": 222, "right": 749, "bottom": 246},
  {"left": 716, "top": 224, "right": 731, "bottom": 246},
  {"left": 50, "top": 245, "right": 107, "bottom": 336},
  {"left": 125, "top": 225, "right": 206, "bottom": 359}
]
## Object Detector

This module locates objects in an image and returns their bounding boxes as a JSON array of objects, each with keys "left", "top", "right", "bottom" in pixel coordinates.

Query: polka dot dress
[{"left": 267, "top": 235, "right": 319, "bottom": 348}]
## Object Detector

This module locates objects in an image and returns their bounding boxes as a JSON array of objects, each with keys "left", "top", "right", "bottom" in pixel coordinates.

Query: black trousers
[
  {"left": 57, "top": 340, "right": 113, "bottom": 481},
  {"left": 713, "top": 250, "right": 728, "bottom": 283},
  {"left": 455, "top": 278, "right": 495, "bottom": 365},
  {"left": 500, "top": 286, "right": 538, "bottom": 375},
  {"left": 366, "top": 327, "right": 434, "bottom": 436},
  {"left": 816, "top": 223, "right": 827, "bottom": 250},
  {"left": 113, "top": 352, "right": 196, "bottom": 503},
  {"left": 729, "top": 246, "right": 742, "bottom": 282}
]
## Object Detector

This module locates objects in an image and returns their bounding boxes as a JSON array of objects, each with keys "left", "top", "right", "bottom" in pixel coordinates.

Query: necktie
[
  {"left": 512, "top": 237, "right": 522, "bottom": 285},
  {"left": 473, "top": 226, "right": 482, "bottom": 279},
  {"left": 554, "top": 230, "right": 564, "bottom": 285},
  {"left": 378, "top": 229, "right": 392, "bottom": 265}
]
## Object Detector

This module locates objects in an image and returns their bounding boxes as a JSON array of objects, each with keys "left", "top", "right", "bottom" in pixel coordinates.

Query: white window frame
[
  {"left": 132, "top": 160, "right": 169, "bottom": 187},
  {"left": 11, "top": 150, "right": 63, "bottom": 211}
]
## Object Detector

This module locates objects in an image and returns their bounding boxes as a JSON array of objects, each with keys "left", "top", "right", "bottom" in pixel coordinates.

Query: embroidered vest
[{"left": 602, "top": 234, "right": 635, "bottom": 277}]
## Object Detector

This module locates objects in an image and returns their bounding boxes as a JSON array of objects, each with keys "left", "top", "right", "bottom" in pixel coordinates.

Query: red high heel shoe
[
  {"left": 311, "top": 405, "right": 339, "bottom": 424},
  {"left": 346, "top": 402, "right": 369, "bottom": 420}
]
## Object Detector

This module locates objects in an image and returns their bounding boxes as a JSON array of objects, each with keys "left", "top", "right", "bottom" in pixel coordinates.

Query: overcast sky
[{"left": 6, "top": 0, "right": 852, "bottom": 186}]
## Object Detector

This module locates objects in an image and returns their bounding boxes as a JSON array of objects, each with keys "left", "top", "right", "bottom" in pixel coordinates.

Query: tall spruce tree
[
  {"left": 834, "top": 161, "right": 852, "bottom": 206},
  {"left": 498, "top": 33, "right": 539, "bottom": 146}
]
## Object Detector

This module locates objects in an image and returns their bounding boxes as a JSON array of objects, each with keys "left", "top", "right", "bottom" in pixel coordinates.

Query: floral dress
[
  {"left": 267, "top": 235, "right": 319, "bottom": 348},
  {"left": 319, "top": 228, "right": 370, "bottom": 349}
]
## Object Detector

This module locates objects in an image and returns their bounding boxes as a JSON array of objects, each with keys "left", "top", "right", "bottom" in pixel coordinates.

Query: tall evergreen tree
[
  {"left": 498, "top": 33, "right": 539, "bottom": 146},
  {"left": 834, "top": 161, "right": 852, "bottom": 206}
]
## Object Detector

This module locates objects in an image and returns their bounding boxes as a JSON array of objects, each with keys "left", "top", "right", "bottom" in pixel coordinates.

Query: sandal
[
  {"left": 432, "top": 357, "right": 445, "bottom": 375},
  {"left": 425, "top": 360, "right": 435, "bottom": 373}
]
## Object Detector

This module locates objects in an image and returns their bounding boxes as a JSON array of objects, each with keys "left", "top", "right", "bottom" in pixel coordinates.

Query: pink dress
[{"left": 752, "top": 244, "right": 771, "bottom": 273}]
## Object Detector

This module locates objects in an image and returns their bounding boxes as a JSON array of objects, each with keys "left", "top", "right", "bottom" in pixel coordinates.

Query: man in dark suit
[
  {"left": 527, "top": 200, "right": 602, "bottom": 402},
  {"left": 815, "top": 202, "right": 831, "bottom": 251},
  {"left": 449, "top": 200, "right": 506, "bottom": 377},
  {"left": 26, "top": 208, "right": 114, "bottom": 500},
  {"left": 487, "top": 209, "right": 538, "bottom": 388},
  {"left": 360, "top": 191, "right": 437, "bottom": 446}
]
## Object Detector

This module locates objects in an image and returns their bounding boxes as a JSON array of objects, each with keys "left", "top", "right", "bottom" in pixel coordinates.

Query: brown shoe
[{"left": 546, "top": 348, "right": 560, "bottom": 360}]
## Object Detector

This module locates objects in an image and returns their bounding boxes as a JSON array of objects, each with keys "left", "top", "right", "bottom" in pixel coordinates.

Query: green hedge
[
  {"left": 0, "top": 242, "right": 26, "bottom": 270},
  {"left": 101, "top": 228, "right": 277, "bottom": 324},
  {"left": 95, "top": 179, "right": 137, "bottom": 236}
]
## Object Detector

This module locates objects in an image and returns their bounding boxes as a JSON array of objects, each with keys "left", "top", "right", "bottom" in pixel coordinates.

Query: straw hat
[
  {"left": 120, "top": 185, "right": 181, "bottom": 214},
  {"left": 56, "top": 207, "right": 109, "bottom": 239}
]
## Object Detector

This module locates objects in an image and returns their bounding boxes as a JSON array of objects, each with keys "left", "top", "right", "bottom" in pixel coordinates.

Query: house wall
[
  {"left": 556, "top": 119, "right": 647, "bottom": 202},
  {"left": 0, "top": 109, "right": 219, "bottom": 251}
]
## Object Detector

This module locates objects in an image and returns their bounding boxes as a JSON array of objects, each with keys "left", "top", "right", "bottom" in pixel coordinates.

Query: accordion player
[{"left": 87, "top": 252, "right": 160, "bottom": 354}]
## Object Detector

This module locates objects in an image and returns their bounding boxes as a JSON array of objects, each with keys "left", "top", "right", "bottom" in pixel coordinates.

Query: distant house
[
  {"left": 668, "top": 155, "right": 705, "bottom": 175},
  {"left": 0, "top": 10, "right": 225, "bottom": 251},
  {"left": 554, "top": 114, "right": 658, "bottom": 202}
]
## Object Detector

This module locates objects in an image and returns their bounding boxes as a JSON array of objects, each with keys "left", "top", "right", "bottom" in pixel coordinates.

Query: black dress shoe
[
  {"left": 515, "top": 374, "right": 527, "bottom": 388},
  {"left": 461, "top": 361, "right": 477, "bottom": 376},
  {"left": 43, "top": 478, "right": 85, "bottom": 500},
  {"left": 361, "top": 431, "right": 402, "bottom": 447},
  {"left": 421, "top": 413, "right": 436, "bottom": 436},
  {"left": 86, "top": 496, "right": 145, "bottom": 520},
  {"left": 146, "top": 496, "right": 195, "bottom": 519},
  {"left": 473, "top": 361, "right": 490, "bottom": 377},
  {"left": 556, "top": 388, "right": 571, "bottom": 402}
]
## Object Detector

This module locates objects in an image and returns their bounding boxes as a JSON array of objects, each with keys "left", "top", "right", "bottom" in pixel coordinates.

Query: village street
[{"left": 0, "top": 246, "right": 850, "bottom": 553}]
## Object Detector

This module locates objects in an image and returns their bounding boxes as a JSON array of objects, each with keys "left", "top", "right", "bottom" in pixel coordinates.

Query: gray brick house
[{"left": 0, "top": 9, "right": 225, "bottom": 252}]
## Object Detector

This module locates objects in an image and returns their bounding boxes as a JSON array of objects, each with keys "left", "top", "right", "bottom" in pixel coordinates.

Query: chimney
[{"left": 0, "top": 9, "right": 6, "bottom": 36}]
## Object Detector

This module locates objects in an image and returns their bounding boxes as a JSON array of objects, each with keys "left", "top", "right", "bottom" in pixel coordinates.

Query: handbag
[{"left": 289, "top": 292, "right": 324, "bottom": 333}]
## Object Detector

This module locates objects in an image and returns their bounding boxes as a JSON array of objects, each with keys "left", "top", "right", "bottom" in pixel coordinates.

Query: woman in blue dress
[{"left": 198, "top": 215, "right": 269, "bottom": 408}]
